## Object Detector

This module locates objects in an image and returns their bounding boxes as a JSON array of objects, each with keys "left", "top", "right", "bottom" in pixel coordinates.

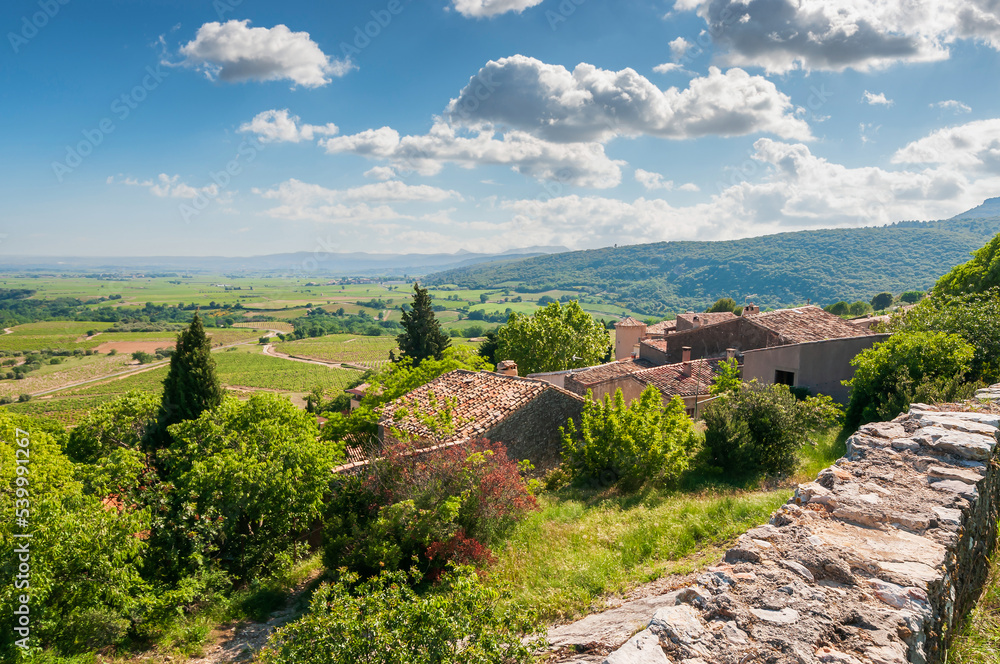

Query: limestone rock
[{"left": 603, "top": 629, "right": 668, "bottom": 664}]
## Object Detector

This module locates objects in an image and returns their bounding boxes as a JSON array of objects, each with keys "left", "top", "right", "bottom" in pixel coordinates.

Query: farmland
[{"left": 273, "top": 334, "right": 399, "bottom": 370}]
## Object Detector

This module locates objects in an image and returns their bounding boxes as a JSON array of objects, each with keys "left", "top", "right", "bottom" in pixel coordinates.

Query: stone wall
[
  {"left": 598, "top": 404, "right": 999, "bottom": 664},
  {"left": 486, "top": 387, "right": 585, "bottom": 471}
]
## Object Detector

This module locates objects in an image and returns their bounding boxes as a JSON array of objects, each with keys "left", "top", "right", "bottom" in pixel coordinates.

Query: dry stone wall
[{"left": 599, "top": 403, "right": 1000, "bottom": 664}]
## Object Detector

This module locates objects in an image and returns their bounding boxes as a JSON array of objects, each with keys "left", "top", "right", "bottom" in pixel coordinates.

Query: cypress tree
[
  {"left": 396, "top": 283, "right": 450, "bottom": 365},
  {"left": 154, "top": 313, "right": 223, "bottom": 445}
]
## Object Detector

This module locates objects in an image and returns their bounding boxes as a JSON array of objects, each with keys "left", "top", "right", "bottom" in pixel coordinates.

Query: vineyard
[
  {"left": 232, "top": 321, "right": 295, "bottom": 334},
  {"left": 274, "top": 334, "right": 398, "bottom": 371}
]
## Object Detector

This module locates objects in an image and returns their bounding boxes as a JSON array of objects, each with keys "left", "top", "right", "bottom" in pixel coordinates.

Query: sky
[{"left": 2, "top": 0, "right": 1000, "bottom": 257}]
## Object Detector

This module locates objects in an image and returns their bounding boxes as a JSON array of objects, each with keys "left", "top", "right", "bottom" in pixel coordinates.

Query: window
[{"left": 774, "top": 370, "right": 795, "bottom": 386}]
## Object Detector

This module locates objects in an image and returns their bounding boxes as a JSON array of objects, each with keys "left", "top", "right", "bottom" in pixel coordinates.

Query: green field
[{"left": 274, "top": 334, "right": 399, "bottom": 370}]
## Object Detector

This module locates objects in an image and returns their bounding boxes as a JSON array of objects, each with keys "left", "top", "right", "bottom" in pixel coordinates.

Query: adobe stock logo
[{"left": 8, "top": 0, "right": 71, "bottom": 53}]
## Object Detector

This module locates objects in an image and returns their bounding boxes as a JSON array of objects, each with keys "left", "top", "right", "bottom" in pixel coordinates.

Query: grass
[
  {"left": 274, "top": 334, "right": 399, "bottom": 369},
  {"left": 213, "top": 346, "right": 360, "bottom": 392},
  {"left": 948, "top": 533, "right": 1000, "bottom": 663},
  {"left": 491, "top": 486, "right": 790, "bottom": 622}
]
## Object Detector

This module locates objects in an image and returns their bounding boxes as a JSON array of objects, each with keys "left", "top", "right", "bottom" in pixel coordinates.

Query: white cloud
[
  {"left": 634, "top": 168, "right": 700, "bottom": 192},
  {"left": 254, "top": 180, "right": 404, "bottom": 223},
  {"left": 672, "top": 0, "right": 1000, "bottom": 72},
  {"left": 862, "top": 90, "right": 894, "bottom": 106},
  {"left": 892, "top": 118, "right": 1000, "bottom": 173},
  {"left": 450, "top": 0, "right": 544, "bottom": 18},
  {"left": 178, "top": 20, "right": 352, "bottom": 88},
  {"left": 932, "top": 99, "right": 972, "bottom": 113},
  {"left": 115, "top": 174, "right": 220, "bottom": 199},
  {"left": 364, "top": 166, "right": 397, "bottom": 181},
  {"left": 322, "top": 121, "right": 626, "bottom": 188},
  {"left": 445, "top": 57, "right": 812, "bottom": 143},
  {"left": 652, "top": 62, "right": 687, "bottom": 74},
  {"left": 669, "top": 37, "right": 692, "bottom": 60},
  {"left": 859, "top": 122, "right": 881, "bottom": 144},
  {"left": 238, "top": 109, "right": 339, "bottom": 143}
]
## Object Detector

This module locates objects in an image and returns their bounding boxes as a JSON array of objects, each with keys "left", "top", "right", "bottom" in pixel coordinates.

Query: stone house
[{"left": 378, "top": 367, "right": 585, "bottom": 470}]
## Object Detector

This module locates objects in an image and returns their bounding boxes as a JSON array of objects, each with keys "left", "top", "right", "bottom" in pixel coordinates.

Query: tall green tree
[
  {"left": 155, "top": 313, "right": 223, "bottom": 443},
  {"left": 495, "top": 300, "right": 610, "bottom": 375},
  {"left": 870, "top": 292, "right": 894, "bottom": 310},
  {"left": 396, "top": 283, "right": 450, "bottom": 365},
  {"left": 706, "top": 297, "right": 737, "bottom": 313},
  {"left": 934, "top": 233, "right": 1000, "bottom": 296}
]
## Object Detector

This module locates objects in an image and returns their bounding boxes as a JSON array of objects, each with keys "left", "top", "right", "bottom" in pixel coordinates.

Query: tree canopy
[
  {"left": 155, "top": 313, "right": 223, "bottom": 443},
  {"left": 396, "top": 283, "right": 450, "bottom": 365},
  {"left": 494, "top": 300, "right": 611, "bottom": 375},
  {"left": 934, "top": 232, "right": 1000, "bottom": 296}
]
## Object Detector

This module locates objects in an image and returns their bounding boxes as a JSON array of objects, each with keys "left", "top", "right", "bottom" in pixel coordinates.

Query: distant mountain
[
  {"left": 425, "top": 201, "right": 1000, "bottom": 315},
  {"left": 0, "top": 246, "right": 569, "bottom": 276}
]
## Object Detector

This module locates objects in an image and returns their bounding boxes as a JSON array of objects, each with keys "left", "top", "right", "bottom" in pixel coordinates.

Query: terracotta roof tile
[
  {"left": 746, "top": 306, "right": 875, "bottom": 343},
  {"left": 641, "top": 338, "right": 668, "bottom": 352},
  {"left": 676, "top": 311, "right": 738, "bottom": 328},
  {"left": 633, "top": 359, "right": 721, "bottom": 397},
  {"left": 380, "top": 370, "right": 577, "bottom": 442},
  {"left": 615, "top": 316, "right": 646, "bottom": 328},
  {"left": 646, "top": 320, "right": 676, "bottom": 334},
  {"left": 567, "top": 358, "right": 655, "bottom": 386}
]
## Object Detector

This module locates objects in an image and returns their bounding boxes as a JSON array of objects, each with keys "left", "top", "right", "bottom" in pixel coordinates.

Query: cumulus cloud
[
  {"left": 669, "top": 37, "right": 693, "bottom": 60},
  {"left": 450, "top": 0, "right": 544, "bottom": 18},
  {"left": 671, "top": 0, "right": 1000, "bottom": 72},
  {"left": 862, "top": 91, "right": 893, "bottom": 106},
  {"left": 445, "top": 57, "right": 812, "bottom": 142},
  {"left": 932, "top": 99, "right": 972, "bottom": 113},
  {"left": 364, "top": 166, "right": 397, "bottom": 181},
  {"left": 114, "top": 173, "right": 220, "bottom": 199},
  {"left": 178, "top": 20, "right": 352, "bottom": 88},
  {"left": 634, "top": 168, "right": 699, "bottom": 191},
  {"left": 238, "top": 109, "right": 339, "bottom": 143},
  {"left": 322, "top": 121, "right": 626, "bottom": 188},
  {"left": 892, "top": 118, "right": 1000, "bottom": 173},
  {"left": 652, "top": 62, "right": 687, "bottom": 74}
]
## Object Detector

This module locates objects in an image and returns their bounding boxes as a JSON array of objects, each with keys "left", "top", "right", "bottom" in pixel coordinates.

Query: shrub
[
  {"left": 257, "top": 567, "right": 543, "bottom": 664},
  {"left": 870, "top": 292, "right": 894, "bottom": 310},
  {"left": 845, "top": 331, "right": 974, "bottom": 427},
  {"left": 66, "top": 392, "right": 159, "bottom": 463},
  {"left": 703, "top": 382, "right": 842, "bottom": 477},
  {"left": 323, "top": 439, "right": 536, "bottom": 578},
  {"left": 17, "top": 393, "right": 31, "bottom": 403},
  {"left": 560, "top": 386, "right": 697, "bottom": 490}
]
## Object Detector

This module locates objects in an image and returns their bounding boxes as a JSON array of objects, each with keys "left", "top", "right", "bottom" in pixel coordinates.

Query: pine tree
[
  {"left": 153, "top": 313, "right": 224, "bottom": 445},
  {"left": 396, "top": 283, "right": 450, "bottom": 365}
]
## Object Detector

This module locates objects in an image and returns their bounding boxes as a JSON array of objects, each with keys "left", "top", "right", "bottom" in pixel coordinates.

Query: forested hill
[{"left": 425, "top": 203, "right": 1000, "bottom": 316}]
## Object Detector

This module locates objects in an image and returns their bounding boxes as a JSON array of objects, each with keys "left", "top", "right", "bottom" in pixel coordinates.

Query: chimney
[
  {"left": 681, "top": 346, "right": 692, "bottom": 376},
  {"left": 497, "top": 360, "right": 518, "bottom": 377},
  {"left": 726, "top": 347, "right": 737, "bottom": 361},
  {"left": 742, "top": 303, "right": 760, "bottom": 316},
  {"left": 691, "top": 315, "right": 702, "bottom": 329}
]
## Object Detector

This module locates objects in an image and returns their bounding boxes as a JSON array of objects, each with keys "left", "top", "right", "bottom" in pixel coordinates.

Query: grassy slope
[{"left": 425, "top": 216, "right": 1000, "bottom": 314}]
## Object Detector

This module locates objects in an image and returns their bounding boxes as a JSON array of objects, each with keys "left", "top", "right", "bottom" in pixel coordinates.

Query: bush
[
  {"left": 323, "top": 438, "right": 536, "bottom": 579},
  {"left": 870, "top": 292, "right": 894, "bottom": 310},
  {"left": 845, "top": 331, "right": 974, "bottom": 427},
  {"left": 17, "top": 393, "right": 31, "bottom": 403},
  {"left": 703, "top": 382, "right": 842, "bottom": 477},
  {"left": 66, "top": 392, "right": 159, "bottom": 463},
  {"left": 131, "top": 351, "right": 155, "bottom": 364},
  {"left": 257, "top": 567, "right": 543, "bottom": 664},
  {"left": 560, "top": 386, "right": 697, "bottom": 490}
]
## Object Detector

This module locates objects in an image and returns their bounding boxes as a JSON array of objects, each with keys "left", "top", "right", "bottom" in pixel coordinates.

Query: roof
[
  {"left": 346, "top": 382, "right": 370, "bottom": 397},
  {"left": 676, "top": 311, "right": 738, "bottom": 328},
  {"left": 380, "top": 369, "right": 581, "bottom": 443},
  {"left": 633, "top": 359, "right": 720, "bottom": 397},
  {"left": 745, "top": 305, "right": 875, "bottom": 344},
  {"left": 640, "top": 338, "right": 668, "bottom": 352},
  {"left": 646, "top": 320, "right": 676, "bottom": 335},
  {"left": 615, "top": 316, "right": 646, "bottom": 328},
  {"left": 566, "top": 358, "right": 655, "bottom": 386}
]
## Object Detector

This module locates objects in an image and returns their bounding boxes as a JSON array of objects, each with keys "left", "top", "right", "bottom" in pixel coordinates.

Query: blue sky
[{"left": 2, "top": 0, "right": 1000, "bottom": 257}]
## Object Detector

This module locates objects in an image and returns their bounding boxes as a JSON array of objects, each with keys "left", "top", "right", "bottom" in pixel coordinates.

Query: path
[{"left": 2, "top": 328, "right": 12, "bottom": 335}]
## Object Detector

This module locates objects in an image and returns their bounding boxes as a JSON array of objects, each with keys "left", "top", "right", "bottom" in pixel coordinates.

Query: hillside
[{"left": 425, "top": 201, "right": 1000, "bottom": 315}]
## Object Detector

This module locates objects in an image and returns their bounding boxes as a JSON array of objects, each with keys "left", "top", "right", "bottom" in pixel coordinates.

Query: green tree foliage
[
  {"left": 934, "top": 232, "right": 1000, "bottom": 296},
  {"left": 702, "top": 383, "right": 843, "bottom": 477},
  {"left": 155, "top": 313, "right": 223, "bottom": 444},
  {"left": 495, "top": 300, "right": 610, "bottom": 375},
  {"left": 397, "top": 283, "right": 450, "bottom": 365},
  {"left": 560, "top": 386, "right": 697, "bottom": 490},
  {"left": 824, "top": 301, "right": 850, "bottom": 316},
  {"left": 707, "top": 297, "right": 737, "bottom": 313},
  {"left": 848, "top": 301, "right": 873, "bottom": 316},
  {"left": 0, "top": 411, "right": 150, "bottom": 657},
  {"left": 710, "top": 358, "right": 741, "bottom": 395},
  {"left": 890, "top": 288, "right": 1000, "bottom": 383},
  {"left": 845, "top": 331, "right": 974, "bottom": 427},
  {"left": 477, "top": 329, "right": 499, "bottom": 365},
  {"left": 900, "top": 290, "right": 925, "bottom": 304},
  {"left": 152, "top": 394, "right": 334, "bottom": 582},
  {"left": 257, "top": 567, "right": 543, "bottom": 664},
  {"left": 871, "top": 292, "right": 894, "bottom": 310},
  {"left": 67, "top": 391, "right": 159, "bottom": 463},
  {"left": 320, "top": 346, "right": 492, "bottom": 442}
]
